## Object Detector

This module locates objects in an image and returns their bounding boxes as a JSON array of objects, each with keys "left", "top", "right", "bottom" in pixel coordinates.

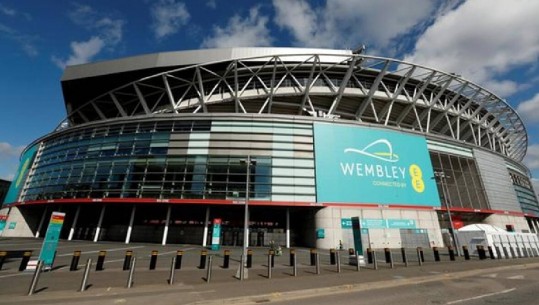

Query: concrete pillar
[
  {"left": 162, "top": 205, "right": 171, "bottom": 245},
  {"left": 35, "top": 207, "right": 48, "bottom": 238},
  {"left": 93, "top": 206, "right": 106, "bottom": 243},
  {"left": 125, "top": 206, "right": 136, "bottom": 244},
  {"left": 67, "top": 205, "right": 81, "bottom": 241},
  {"left": 202, "top": 207, "right": 210, "bottom": 247}
]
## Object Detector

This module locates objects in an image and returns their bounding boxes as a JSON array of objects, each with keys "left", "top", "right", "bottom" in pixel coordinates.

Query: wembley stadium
[{"left": 1, "top": 47, "right": 538, "bottom": 250}]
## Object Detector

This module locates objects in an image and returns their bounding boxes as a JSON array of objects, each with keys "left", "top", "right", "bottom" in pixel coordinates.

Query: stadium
[{"left": 1, "top": 47, "right": 538, "bottom": 250}]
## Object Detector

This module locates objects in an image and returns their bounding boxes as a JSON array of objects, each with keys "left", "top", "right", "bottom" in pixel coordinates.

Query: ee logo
[{"left": 409, "top": 164, "right": 425, "bottom": 193}]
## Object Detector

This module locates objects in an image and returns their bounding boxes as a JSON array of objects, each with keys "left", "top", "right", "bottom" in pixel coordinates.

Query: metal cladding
[{"left": 58, "top": 48, "right": 526, "bottom": 161}]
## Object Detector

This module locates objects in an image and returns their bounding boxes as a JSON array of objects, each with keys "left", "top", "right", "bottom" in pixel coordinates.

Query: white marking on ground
[
  {"left": 507, "top": 275, "right": 525, "bottom": 280},
  {"left": 446, "top": 288, "right": 516, "bottom": 304},
  {"left": 481, "top": 273, "right": 498, "bottom": 278}
]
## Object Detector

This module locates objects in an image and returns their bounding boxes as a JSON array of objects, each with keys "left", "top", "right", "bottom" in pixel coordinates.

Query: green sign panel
[
  {"left": 341, "top": 218, "right": 416, "bottom": 229},
  {"left": 211, "top": 218, "right": 221, "bottom": 251}
]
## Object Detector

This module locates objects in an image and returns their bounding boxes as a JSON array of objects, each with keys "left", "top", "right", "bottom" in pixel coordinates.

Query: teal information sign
[
  {"left": 314, "top": 123, "right": 440, "bottom": 206},
  {"left": 341, "top": 218, "right": 417, "bottom": 229},
  {"left": 211, "top": 218, "right": 221, "bottom": 251},
  {"left": 38, "top": 212, "right": 65, "bottom": 268}
]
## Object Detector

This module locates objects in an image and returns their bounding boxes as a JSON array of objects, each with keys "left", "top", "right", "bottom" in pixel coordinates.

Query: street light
[
  {"left": 433, "top": 171, "right": 460, "bottom": 256},
  {"left": 239, "top": 155, "right": 256, "bottom": 281}
]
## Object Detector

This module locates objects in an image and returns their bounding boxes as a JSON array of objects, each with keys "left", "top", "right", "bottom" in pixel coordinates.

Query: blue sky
[{"left": 1, "top": 0, "right": 539, "bottom": 191}]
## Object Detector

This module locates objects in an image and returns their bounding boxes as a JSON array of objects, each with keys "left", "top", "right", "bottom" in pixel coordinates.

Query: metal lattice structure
[{"left": 60, "top": 51, "right": 527, "bottom": 161}]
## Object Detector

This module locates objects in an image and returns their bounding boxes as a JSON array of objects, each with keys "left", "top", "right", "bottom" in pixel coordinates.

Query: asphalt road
[{"left": 269, "top": 264, "right": 539, "bottom": 305}]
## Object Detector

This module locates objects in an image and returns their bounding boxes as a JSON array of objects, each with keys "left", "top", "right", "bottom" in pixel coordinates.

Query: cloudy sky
[{"left": 1, "top": 0, "right": 539, "bottom": 190}]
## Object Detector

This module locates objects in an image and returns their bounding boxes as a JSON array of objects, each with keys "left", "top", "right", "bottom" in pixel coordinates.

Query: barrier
[
  {"left": 175, "top": 250, "right": 183, "bottom": 269},
  {"left": 199, "top": 250, "right": 207, "bottom": 269},
  {"left": 169, "top": 256, "right": 176, "bottom": 285},
  {"left": 310, "top": 249, "right": 316, "bottom": 266},
  {"left": 462, "top": 246, "right": 470, "bottom": 260},
  {"left": 315, "top": 252, "right": 320, "bottom": 275},
  {"left": 289, "top": 249, "right": 296, "bottom": 267},
  {"left": 401, "top": 248, "right": 408, "bottom": 266},
  {"left": 384, "top": 248, "right": 391, "bottom": 263},
  {"left": 336, "top": 250, "right": 341, "bottom": 273},
  {"left": 448, "top": 247, "right": 455, "bottom": 261},
  {"left": 70, "top": 250, "right": 81, "bottom": 271},
  {"left": 0, "top": 251, "right": 7, "bottom": 270},
  {"left": 223, "top": 250, "right": 230, "bottom": 269},
  {"left": 269, "top": 249, "right": 275, "bottom": 268},
  {"left": 96, "top": 251, "right": 106, "bottom": 271},
  {"left": 247, "top": 249, "right": 253, "bottom": 268},
  {"left": 330, "top": 248, "right": 336, "bottom": 265},
  {"left": 367, "top": 248, "right": 373, "bottom": 264},
  {"left": 206, "top": 255, "right": 213, "bottom": 283},
  {"left": 487, "top": 246, "right": 495, "bottom": 259},
  {"left": 19, "top": 251, "right": 32, "bottom": 271},
  {"left": 417, "top": 248, "right": 423, "bottom": 266},
  {"left": 126, "top": 257, "right": 136, "bottom": 288},
  {"left": 149, "top": 250, "right": 158, "bottom": 270},
  {"left": 123, "top": 250, "right": 133, "bottom": 271}
]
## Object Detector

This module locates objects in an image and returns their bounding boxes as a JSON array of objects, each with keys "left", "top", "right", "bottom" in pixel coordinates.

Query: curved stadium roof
[{"left": 59, "top": 47, "right": 527, "bottom": 161}]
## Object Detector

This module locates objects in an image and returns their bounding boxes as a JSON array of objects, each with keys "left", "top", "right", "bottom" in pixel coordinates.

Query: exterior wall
[
  {"left": 0, "top": 207, "right": 36, "bottom": 237},
  {"left": 314, "top": 206, "right": 443, "bottom": 250},
  {"left": 483, "top": 214, "right": 530, "bottom": 233},
  {"left": 474, "top": 149, "right": 521, "bottom": 212}
]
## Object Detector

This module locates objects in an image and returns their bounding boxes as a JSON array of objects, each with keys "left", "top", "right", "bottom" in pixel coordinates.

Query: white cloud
[
  {"left": 0, "top": 3, "right": 15, "bottom": 16},
  {"left": 201, "top": 6, "right": 272, "bottom": 48},
  {"left": 53, "top": 37, "right": 105, "bottom": 68},
  {"left": 206, "top": 0, "right": 217, "bottom": 9},
  {"left": 273, "top": 0, "right": 435, "bottom": 51},
  {"left": 151, "top": 0, "right": 190, "bottom": 40},
  {"left": 0, "top": 142, "right": 24, "bottom": 161},
  {"left": 0, "top": 23, "right": 38, "bottom": 56},
  {"left": 517, "top": 93, "right": 539, "bottom": 124},
  {"left": 403, "top": 0, "right": 539, "bottom": 97},
  {"left": 524, "top": 144, "right": 539, "bottom": 172},
  {"left": 53, "top": 4, "right": 124, "bottom": 68}
]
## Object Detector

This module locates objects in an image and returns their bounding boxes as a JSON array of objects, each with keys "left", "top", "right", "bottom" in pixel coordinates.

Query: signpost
[
  {"left": 38, "top": 212, "right": 65, "bottom": 268},
  {"left": 211, "top": 218, "right": 221, "bottom": 251}
]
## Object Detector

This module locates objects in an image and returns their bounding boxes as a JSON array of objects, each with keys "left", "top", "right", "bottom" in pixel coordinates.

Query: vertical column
[
  {"left": 125, "top": 206, "right": 136, "bottom": 244},
  {"left": 162, "top": 205, "right": 172, "bottom": 246},
  {"left": 68, "top": 206, "right": 81, "bottom": 241},
  {"left": 286, "top": 208, "right": 290, "bottom": 249},
  {"left": 93, "top": 206, "right": 107, "bottom": 243},
  {"left": 202, "top": 207, "right": 210, "bottom": 247},
  {"left": 35, "top": 207, "right": 48, "bottom": 238}
]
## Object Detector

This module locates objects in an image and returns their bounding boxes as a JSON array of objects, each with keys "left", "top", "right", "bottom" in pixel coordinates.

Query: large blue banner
[
  {"left": 3, "top": 144, "right": 38, "bottom": 205},
  {"left": 314, "top": 123, "right": 440, "bottom": 206}
]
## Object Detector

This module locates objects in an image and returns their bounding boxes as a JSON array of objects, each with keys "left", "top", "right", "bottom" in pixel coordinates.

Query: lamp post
[
  {"left": 239, "top": 155, "right": 256, "bottom": 280},
  {"left": 434, "top": 171, "right": 460, "bottom": 256}
]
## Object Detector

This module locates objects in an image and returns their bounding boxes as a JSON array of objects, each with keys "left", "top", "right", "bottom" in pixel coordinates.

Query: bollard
[
  {"left": 367, "top": 248, "right": 373, "bottom": 264},
  {"left": 310, "top": 249, "right": 316, "bottom": 266},
  {"left": 389, "top": 251, "right": 394, "bottom": 269},
  {"left": 487, "top": 246, "right": 495, "bottom": 259},
  {"left": 315, "top": 252, "right": 320, "bottom": 275},
  {"left": 433, "top": 247, "right": 440, "bottom": 262},
  {"left": 79, "top": 258, "right": 92, "bottom": 292},
  {"left": 175, "top": 250, "right": 183, "bottom": 269},
  {"left": 330, "top": 248, "right": 336, "bottom": 265},
  {"left": 223, "top": 250, "right": 230, "bottom": 269},
  {"left": 477, "top": 245, "right": 486, "bottom": 260},
  {"left": 0, "top": 251, "right": 7, "bottom": 270},
  {"left": 401, "top": 248, "right": 407, "bottom": 264},
  {"left": 289, "top": 249, "right": 296, "bottom": 267},
  {"left": 126, "top": 257, "right": 136, "bottom": 288},
  {"left": 247, "top": 249, "right": 253, "bottom": 268},
  {"left": 149, "top": 250, "right": 158, "bottom": 270},
  {"left": 463, "top": 246, "right": 470, "bottom": 260},
  {"left": 348, "top": 248, "right": 355, "bottom": 256},
  {"left": 199, "top": 250, "right": 207, "bottom": 269},
  {"left": 384, "top": 248, "right": 391, "bottom": 263},
  {"left": 355, "top": 252, "right": 361, "bottom": 271},
  {"left": 292, "top": 252, "right": 297, "bottom": 276},
  {"left": 448, "top": 246, "right": 456, "bottom": 261},
  {"left": 169, "top": 256, "right": 176, "bottom": 285},
  {"left": 123, "top": 250, "right": 133, "bottom": 271},
  {"left": 96, "top": 251, "right": 106, "bottom": 271},
  {"left": 206, "top": 255, "right": 213, "bottom": 283},
  {"left": 19, "top": 251, "right": 32, "bottom": 271},
  {"left": 336, "top": 250, "right": 342, "bottom": 273},
  {"left": 27, "top": 260, "right": 43, "bottom": 296},
  {"left": 417, "top": 247, "right": 423, "bottom": 266},
  {"left": 267, "top": 253, "right": 272, "bottom": 279},
  {"left": 70, "top": 250, "right": 81, "bottom": 271},
  {"left": 373, "top": 250, "right": 378, "bottom": 270},
  {"left": 419, "top": 247, "right": 425, "bottom": 263},
  {"left": 269, "top": 250, "right": 275, "bottom": 268}
]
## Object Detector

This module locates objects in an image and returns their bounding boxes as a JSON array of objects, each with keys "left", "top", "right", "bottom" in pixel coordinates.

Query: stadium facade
[{"left": 1, "top": 47, "right": 538, "bottom": 250}]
